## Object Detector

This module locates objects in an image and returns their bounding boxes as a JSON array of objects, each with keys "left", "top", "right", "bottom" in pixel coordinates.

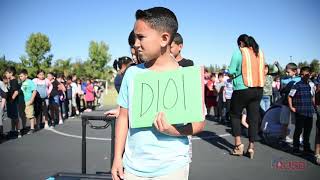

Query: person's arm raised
[{"left": 111, "top": 107, "right": 129, "bottom": 180}]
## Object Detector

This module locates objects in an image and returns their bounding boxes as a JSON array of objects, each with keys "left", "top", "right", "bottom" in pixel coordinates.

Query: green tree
[
  {"left": 297, "top": 61, "right": 309, "bottom": 69},
  {"left": 88, "top": 41, "right": 111, "bottom": 71},
  {"left": 23, "top": 32, "right": 53, "bottom": 70},
  {"left": 0, "top": 56, "right": 19, "bottom": 77},
  {"left": 310, "top": 59, "right": 320, "bottom": 73},
  {"left": 208, "top": 64, "right": 215, "bottom": 73},
  {"left": 54, "top": 58, "right": 72, "bottom": 76}
]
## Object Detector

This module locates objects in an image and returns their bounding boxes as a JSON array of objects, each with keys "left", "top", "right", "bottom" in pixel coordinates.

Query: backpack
[
  {"left": 279, "top": 81, "right": 296, "bottom": 106},
  {"left": 66, "top": 87, "right": 72, "bottom": 100}
]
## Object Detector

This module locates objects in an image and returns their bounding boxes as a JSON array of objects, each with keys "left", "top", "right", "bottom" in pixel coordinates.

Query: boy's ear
[
  {"left": 178, "top": 43, "right": 183, "bottom": 51},
  {"left": 160, "top": 32, "right": 170, "bottom": 47}
]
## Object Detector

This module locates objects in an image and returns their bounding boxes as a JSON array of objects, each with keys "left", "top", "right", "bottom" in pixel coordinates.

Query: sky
[{"left": 1, "top": 0, "right": 319, "bottom": 67}]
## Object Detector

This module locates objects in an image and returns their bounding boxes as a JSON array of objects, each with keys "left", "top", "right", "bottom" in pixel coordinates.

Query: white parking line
[
  {"left": 48, "top": 128, "right": 231, "bottom": 141},
  {"left": 48, "top": 128, "right": 111, "bottom": 141}
]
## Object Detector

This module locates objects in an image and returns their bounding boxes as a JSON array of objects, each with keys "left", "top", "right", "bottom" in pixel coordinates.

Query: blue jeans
[{"left": 260, "top": 95, "right": 271, "bottom": 112}]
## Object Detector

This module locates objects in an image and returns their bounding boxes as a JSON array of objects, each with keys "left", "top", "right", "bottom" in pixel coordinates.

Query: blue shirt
[
  {"left": 21, "top": 79, "right": 36, "bottom": 102},
  {"left": 225, "top": 80, "right": 233, "bottom": 100},
  {"left": 117, "top": 63, "right": 190, "bottom": 177},
  {"left": 114, "top": 73, "right": 123, "bottom": 93}
]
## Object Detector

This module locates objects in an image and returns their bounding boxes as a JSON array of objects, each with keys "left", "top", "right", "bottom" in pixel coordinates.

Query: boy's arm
[
  {"left": 12, "top": 90, "right": 19, "bottom": 101},
  {"left": 154, "top": 112, "right": 205, "bottom": 136},
  {"left": 288, "top": 84, "right": 297, "bottom": 112},
  {"left": 28, "top": 90, "right": 37, "bottom": 105},
  {"left": 47, "top": 79, "right": 53, "bottom": 96},
  {"left": 114, "top": 107, "right": 129, "bottom": 159},
  {"left": 111, "top": 107, "right": 129, "bottom": 180},
  {"left": 288, "top": 96, "right": 296, "bottom": 112}
]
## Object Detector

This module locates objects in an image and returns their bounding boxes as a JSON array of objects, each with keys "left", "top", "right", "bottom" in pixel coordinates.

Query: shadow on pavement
[{"left": 195, "top": 130, "right": 234, "bottom": 153}]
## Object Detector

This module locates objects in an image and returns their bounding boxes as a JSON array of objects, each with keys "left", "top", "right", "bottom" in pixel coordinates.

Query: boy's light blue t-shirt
[
  {"left": 117, "top": 63, "right": 190, "bottom": 177},
  {"left": 21, "top": 79, "right": 36, "bottom": 102}
]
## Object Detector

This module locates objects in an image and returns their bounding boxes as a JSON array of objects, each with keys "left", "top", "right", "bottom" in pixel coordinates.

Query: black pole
[{"left": 82, "top": 117, "right": 87, "bottom": 174}]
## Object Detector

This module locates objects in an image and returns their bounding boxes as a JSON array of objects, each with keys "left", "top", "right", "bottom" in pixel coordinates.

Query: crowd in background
[
  {"left": 204, "top": 61, "right": 320, "bottom": 164},
  {"left": 0, "top": 66, "right": 104, "bottom": 138}
]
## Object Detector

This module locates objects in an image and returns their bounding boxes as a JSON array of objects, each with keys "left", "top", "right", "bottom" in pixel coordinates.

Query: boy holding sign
[{"left": 112, "top": 7, "right": 205, "bottom": 180}]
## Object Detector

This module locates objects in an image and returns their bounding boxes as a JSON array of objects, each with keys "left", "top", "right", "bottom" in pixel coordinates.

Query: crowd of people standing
[{"left": 0, "top": 67, "right": 104, "bottom": 138}]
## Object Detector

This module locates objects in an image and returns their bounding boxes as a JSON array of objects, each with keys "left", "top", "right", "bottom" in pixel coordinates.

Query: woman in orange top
[{"left": 228, "top": 34, "right": 264, "bottom": 159}]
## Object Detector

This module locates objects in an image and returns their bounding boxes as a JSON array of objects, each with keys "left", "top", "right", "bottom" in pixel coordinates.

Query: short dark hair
[
  {"left": 113, "top": 56, "right": 132, "bottom": 71},
  {"left": 67, "top": 75, "right": 72, "bottom": 81},
  {"left": 300, "top": 66, "right": 311, "bottom": 74},
  {"left": 135, "top": 7, "right": 178, "bottom": 43},
  {"left": 37, "top": 69, "right": 45, "bottom": 75},
  {"left": 48, "top": 72, "right": 56, "bottom": 78},
  {"left": 19, "top": 69, "right": 28, "bottom": 75},
  {"left": 56, "top": 73, "right": 64, "bottom": 79},
  {"left": 5, "top": 66, "right": 16, "bottom": 76},
  {"left": 286, "top": 63, "right": 298, "bottom": 71},
  {"left": 128, "top": 30, "right": 136, "bottom": 48},
  {"left": 218, "top": 72, "right": 224, "bottom": 78},
  {"left": 172, "top": 32, "right": 183, "bottom": 45}
]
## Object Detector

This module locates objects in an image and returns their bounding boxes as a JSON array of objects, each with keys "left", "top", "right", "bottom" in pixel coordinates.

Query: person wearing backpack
[
  {"left": 228, "top": 34, "right": 265, "bottom": 159},
  {"left": 278, "top": 63, "right": 301, "bottom": 148}
]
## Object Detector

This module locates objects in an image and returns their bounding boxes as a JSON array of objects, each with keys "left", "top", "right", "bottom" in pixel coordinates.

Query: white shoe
[
  {"left": 49, "top": 126, "right": 54, "bottom": 129},
  {"left": 44, "top": 124, "right": 50, "bottom": 129},
  {"left": 285, "top": 136, "right": 293, "bottom": 143},
  {"left": 59, "top": 120, "right": 63, "bottom": 124},
  {"left": 299, "top": 136, "right": 303, "bottom": 145},
  {"left": 18, "top": 130, "right": 22, "bottom": 138},
  {"left": 76, "top": 110, "right": 80, "bottom": 115},
  {"left": 315, "top": 154, "right": 320, "bottom": 165}
]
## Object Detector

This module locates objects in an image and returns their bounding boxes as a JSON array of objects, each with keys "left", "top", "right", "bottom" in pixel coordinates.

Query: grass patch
[{"left": 102, "top": 86, "right": 118, "bottom": 107}]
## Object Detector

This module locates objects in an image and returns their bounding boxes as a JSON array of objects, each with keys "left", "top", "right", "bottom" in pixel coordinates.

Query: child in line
[
  {"left": 33, "top": 69, "right": 52, "bottom": 129},
  {"left": 84, "top": 79, "right": 94, "bottom": 112},
  {"left": 314, "top": 77, "right": 320, "bottom": 164},
  {"left": 205, "top": 73, "right": 217, "bottom": 117},
  {"left": 215, "top": 73, "right": 226, "bottom": 123},
  {"left": 288, "top": 66, "right": 315, "bottom": 155},
  {"left": 279, "top": 63, "right": 301, "bottom": 145},
  {"left": 47, "top": 72, "right": 61, "bottom": 128},
  {"left": 5, "top": 67, "right": 21, "bottom": 137},
  {"left": 19, "top": 69, "right": 37, "bottom": 134},
  {"left": 0, "top": 76, "right": 8, "bottom": 137}
]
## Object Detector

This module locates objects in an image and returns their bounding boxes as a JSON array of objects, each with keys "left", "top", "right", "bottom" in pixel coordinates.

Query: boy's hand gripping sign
[{"left": 131, "top": 66, "right": 205, "bottom": 128}]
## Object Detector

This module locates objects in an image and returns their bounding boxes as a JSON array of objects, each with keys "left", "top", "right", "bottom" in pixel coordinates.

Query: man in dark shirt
[
  {"left": 5, "top": 66, "right": 21, "bottom": 137},
  {"left": 170, "top": 32, "right": 194, "bottom": 67}
]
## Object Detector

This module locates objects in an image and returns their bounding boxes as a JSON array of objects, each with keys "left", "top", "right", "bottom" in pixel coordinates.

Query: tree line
[
  {"left": 1, "top": 32, "right": 113, "bottom": 80},
  {"left": 1, "top": 32, "right": 319, "bottom": 80}
]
